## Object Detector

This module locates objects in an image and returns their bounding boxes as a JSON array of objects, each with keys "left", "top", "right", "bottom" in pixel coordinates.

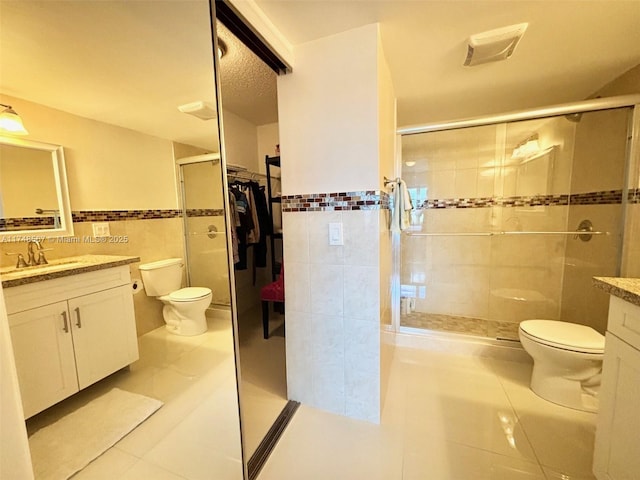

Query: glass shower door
[
  {"left": 399, "top": 106, "right": 633, "bottom": 340},
  {"left": 180, "top": 158, "right": 231, "bottom": 308}
]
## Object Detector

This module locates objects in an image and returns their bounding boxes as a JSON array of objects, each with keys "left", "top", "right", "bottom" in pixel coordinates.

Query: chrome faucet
[
  {"left": 27, "top": 240, "right": 49, "bottom": 266},
  {"left": 4, "top": 241, "right": 51, "bottom": 268}
]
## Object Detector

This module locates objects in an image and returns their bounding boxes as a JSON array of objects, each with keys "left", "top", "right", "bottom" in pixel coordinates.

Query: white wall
[
  {"left": 257, "top": 122, "right": 280, "bottom": 175},
  {"left": 278, "top": 25, "right": 380, "bottom": 195},
  {"left": 0, "top": 94, "right": 178, "bottom": 211},
  {"left": 222, "top": 109, "right": 259, "bottom": 172}
]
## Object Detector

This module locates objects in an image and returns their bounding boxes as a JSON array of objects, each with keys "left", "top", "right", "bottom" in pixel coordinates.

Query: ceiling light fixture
[
  {"left": 511, "top": 133, "right": 541, "bottom": 159},
  {"left": 0, "top": 103, "right": 29, "bottom": 135},
  {"left": 464, "top": 23, "right": 528, "bottom": 67},
  {"left": 405, "top": 161, "right": 416, "bottom": 167},
  {"left": 178, "top": 101, "right": 217, "bottom": 120}
]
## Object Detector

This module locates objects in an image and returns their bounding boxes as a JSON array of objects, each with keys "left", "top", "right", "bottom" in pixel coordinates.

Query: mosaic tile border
[
  {"left": 1, "top": 208, "right": 227, "bottom": 229},
  {"left": 185, "top": 209, "right": 225, "bottom": 217},
  {"left": 2, "top": 187, "right": 637, "bottom": 229},
  {"left": 282, "top": 190, "right": 390, "bottom": 212},
  {"left": 417, "top": 189, "right": 640, "bottom": 210},
  {"left": 72, "top": 210, "right": 182, "bottom": 222},
  {"left": 0, "top": 217, "right": 55, "bottom": 231},
  {"left": 421, "top": 194, "right": 569, "bottom": 209}
]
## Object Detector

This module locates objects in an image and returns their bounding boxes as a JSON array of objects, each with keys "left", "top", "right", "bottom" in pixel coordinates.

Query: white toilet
[
  {"left": 519, "top": 319, "right": 605, "bottom": 412},
  {"left": 138, "top": 258, "right": 212, "bottom": 336}
]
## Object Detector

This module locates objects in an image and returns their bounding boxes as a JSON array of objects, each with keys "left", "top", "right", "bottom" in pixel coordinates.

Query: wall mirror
[
  {"left": 0, "top": 136, "right": 73, "bottom": 237},
  {"left": 0, "top": 1, "right": 245, "bottom": 479}
]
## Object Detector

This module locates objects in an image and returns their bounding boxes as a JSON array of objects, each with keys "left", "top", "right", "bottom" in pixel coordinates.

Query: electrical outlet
[{"left": 92, "top": 222, "right": 110, "bottom": 237}]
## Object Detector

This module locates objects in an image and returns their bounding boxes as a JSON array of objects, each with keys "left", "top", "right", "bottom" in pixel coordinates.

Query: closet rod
[
  {"left": 227, "top": 170, "right": 268, "bottom": 181},
  {"left": 227, "top": 171, "right": 280, "bottom": 180}
]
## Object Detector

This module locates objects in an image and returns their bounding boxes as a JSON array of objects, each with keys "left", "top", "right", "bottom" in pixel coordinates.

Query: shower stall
[
  {"left": 397, "top": 96, "right": 640, "bottom": 342},
  {"left": 178, "top": 153, "right": 231, "bottom": 309}
]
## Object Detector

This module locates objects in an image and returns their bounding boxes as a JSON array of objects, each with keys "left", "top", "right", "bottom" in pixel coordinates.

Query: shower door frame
[
  {"left": 392, "top": 94, "right": 640, "bottom": 339},
  {"left": 176, "top": 153, "right": 222, "bottom": 290}
]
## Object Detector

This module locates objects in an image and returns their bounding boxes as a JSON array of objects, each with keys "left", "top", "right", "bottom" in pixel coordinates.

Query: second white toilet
[
  {"left": 139, "top": 258, "right": 212, "bottom": 336},
  {"left": 519, "top": 319, "right": 605, "bottom": 412}
]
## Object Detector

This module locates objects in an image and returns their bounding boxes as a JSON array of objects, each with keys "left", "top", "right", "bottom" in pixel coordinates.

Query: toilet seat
[
  {"left": 519, "top": 320, "right": 605, "bottom": 354},
  {"left": 168, "top": 287, "right": 212, "bottom": 302}
]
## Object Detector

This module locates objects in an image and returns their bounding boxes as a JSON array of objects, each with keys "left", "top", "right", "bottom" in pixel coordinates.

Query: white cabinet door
[
  {"left": 8, "top": 302, "right": 79, "bottom": 418},
  {"left": 593, "top": 333, "right": 640, "bottom": 479},
  {"left": 69, "top": 284, "right": 139, "bottom": 389}
]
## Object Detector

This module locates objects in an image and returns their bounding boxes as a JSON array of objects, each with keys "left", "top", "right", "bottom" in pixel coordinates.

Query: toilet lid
[
  {"left": 169, "top": 287, "right": 212, "bottom": 302},
  {"left": 519, "top": 320, "right": 605, "bottom": 353}
]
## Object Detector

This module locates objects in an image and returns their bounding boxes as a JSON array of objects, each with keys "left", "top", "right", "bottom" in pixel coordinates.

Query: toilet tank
[{"left": 138, "top": 258, "right": 184, "bottom": 296}]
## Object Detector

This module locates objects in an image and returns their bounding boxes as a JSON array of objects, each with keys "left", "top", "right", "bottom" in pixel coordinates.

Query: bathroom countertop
[
  {"left": 593, "top": 277, "right": 640, "bottom": 307},
  {"left": 0, "top": 254, "right": 140, "bottom": 288}
]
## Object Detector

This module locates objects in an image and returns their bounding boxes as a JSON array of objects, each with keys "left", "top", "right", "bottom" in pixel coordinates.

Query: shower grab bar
[{"left": 405, "top": 230, "right": 609, "bottom": 237}]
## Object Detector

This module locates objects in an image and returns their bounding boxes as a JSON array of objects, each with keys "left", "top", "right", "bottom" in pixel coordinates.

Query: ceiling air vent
[
  {"left": 177, "top": 101, "right": 217, "bottom": 120},
  {"left": 464, "top": 23, "right": 528, "bottom": 66}
]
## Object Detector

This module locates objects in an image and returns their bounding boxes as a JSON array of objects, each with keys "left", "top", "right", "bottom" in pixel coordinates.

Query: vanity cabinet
[
  {"left": 9, "top": 301, "right": 78, "bottom": 418},
  {"left": 593, "top": 295, "right": 640, "bottom": 479},
  {"left": 5, "top": 265, "right": 138, "bottom": 419}
]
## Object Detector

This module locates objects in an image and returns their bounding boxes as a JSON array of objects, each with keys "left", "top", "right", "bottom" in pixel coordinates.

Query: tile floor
[
  {"left": 27, "top": 319, "right": 598, "bottom": 480},
  {"left": 259, "top": 346, "right": 598, "bottom": 480},
  {"left": 27, "top": 315, "right": 244, "bottom": 480}
]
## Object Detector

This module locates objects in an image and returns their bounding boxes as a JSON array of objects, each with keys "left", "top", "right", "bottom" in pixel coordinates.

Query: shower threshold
[{"left": 400, "top": 311, "right": 520, "bottom": 342}]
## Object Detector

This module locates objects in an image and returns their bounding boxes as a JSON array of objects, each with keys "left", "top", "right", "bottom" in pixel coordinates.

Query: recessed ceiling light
[{"left": 405, "top": 161, "right": 416, "bottom": 167}]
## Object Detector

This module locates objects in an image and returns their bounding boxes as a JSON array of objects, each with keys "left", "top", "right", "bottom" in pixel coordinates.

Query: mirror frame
[{"left": 0, "top": 136, "right": 73, "bottom": 239}]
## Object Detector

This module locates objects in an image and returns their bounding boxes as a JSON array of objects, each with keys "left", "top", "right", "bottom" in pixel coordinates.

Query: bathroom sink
[
  {"left": 0, "top": 254, "right": 139, "bottom": 287},
  {"left": 0, "top": 259, "right": 88, "bottom": 281}
]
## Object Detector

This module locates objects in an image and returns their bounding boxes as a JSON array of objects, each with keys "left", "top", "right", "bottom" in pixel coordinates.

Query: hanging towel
[{"left": 391, "top": 179, "right": 413, "bottom": 233}]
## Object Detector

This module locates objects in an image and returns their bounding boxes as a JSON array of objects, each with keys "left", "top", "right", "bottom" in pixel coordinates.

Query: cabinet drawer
[
  {"left": 608, "top": 296, "right": 640, "bottom": 350},
  {"left": 4, "top": 266, "right": 131, "bottom": 315}
]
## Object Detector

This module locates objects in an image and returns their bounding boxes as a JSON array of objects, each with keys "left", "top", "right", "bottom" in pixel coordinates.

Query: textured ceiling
[{"left": 217, "top": 22, "right": 278, "bottom": 126}]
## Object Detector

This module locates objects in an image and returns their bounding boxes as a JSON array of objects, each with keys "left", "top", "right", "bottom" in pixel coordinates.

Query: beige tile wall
[{"left": 284, "top": 209, "right": 381, "bottom": 422}]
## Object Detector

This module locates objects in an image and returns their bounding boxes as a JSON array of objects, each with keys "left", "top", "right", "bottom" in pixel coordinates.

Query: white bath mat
[{"left": 29, "top": 388, "right": 163, "bottom": 480}]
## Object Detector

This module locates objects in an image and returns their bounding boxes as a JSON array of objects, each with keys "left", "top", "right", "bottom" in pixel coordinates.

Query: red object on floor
[{"left": 260, "top": 263, "right": 284, "bottom": 338}]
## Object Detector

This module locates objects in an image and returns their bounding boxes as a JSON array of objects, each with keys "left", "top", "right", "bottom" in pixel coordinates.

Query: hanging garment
[
  {"left": 232, "top": 185, "right": 254, "bottom": 270},
  {"left": 246, "top": 187, "right": 261, "bottom": 244},
  {"left": 251, "top": 183, "right": 269, "bottom": 268},
  {"left": 228, "top": 191, "right": 240, "bottom": 264}
]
